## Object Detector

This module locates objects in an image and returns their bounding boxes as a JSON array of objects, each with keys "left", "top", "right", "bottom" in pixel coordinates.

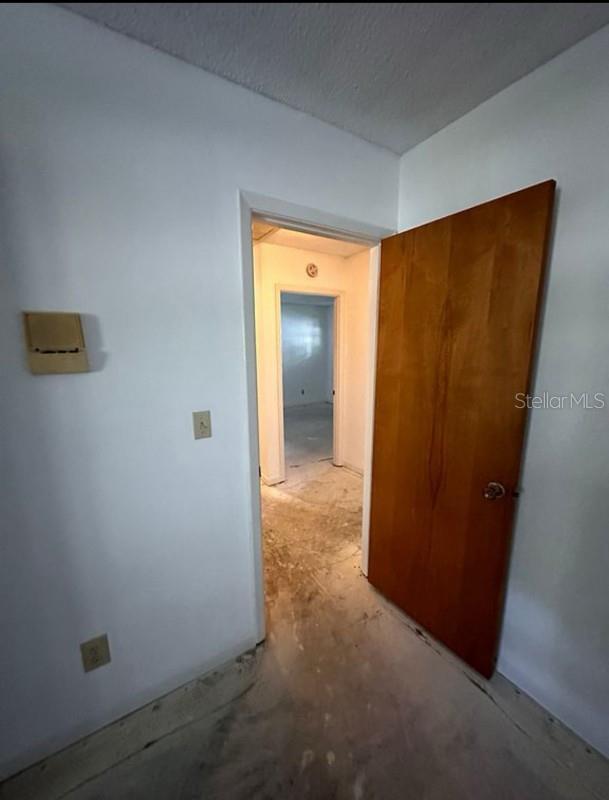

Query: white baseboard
[
  {"left": 342, "top": 461, "right": 364, "bottom": 477},
  {"left": 262, "top": 473, "right": 284, "bottom": 486}
]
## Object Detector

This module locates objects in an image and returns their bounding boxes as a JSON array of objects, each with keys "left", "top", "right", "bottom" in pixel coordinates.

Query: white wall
[
  {"left": 342, "top": 249, "right": 374, "bottom": 475},
  {"left": 0, "top": 3, "right": 398, "bottom": 777},
  {"left": 281, "top": 300, "right": 333, "bottom": 407},
  {"left": 254, "top": 243, "right": 371, "bottom": 482},
  {"left": 398, "top": 25, "right": 609, "bottom": 757}
]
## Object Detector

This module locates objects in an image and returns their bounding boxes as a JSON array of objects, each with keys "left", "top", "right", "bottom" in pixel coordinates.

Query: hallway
[{"left": 5, "top": 463, "right": 607, "bottom": 800}]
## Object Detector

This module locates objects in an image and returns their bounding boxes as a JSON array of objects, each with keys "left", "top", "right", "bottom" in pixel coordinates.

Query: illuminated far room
[{"left": 251, "top": 221, "right": 376, "bottom": 486}]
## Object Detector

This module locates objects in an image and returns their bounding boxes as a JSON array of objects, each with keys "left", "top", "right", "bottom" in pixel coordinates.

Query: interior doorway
[
  {"left": 240, "top": 193, "right": 390, "bottom": 643},
  {"left": 280, "top": 291, "right": 336, "bottom": 471},
  {"left": 249, "top": 214, "right": 380, "bottom": 638}
]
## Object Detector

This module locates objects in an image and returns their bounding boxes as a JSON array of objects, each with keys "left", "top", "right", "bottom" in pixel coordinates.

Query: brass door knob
[{"left": 483, "top": 481, "right": 506, "bottom": 500}]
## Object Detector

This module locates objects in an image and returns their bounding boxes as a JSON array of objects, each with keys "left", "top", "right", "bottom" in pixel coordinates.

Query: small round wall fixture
[{"left": 306, "top": 262, "right": 318, "bottom": 278}]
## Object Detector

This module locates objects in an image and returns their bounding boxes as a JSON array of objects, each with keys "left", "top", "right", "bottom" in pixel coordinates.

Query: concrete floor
[
  {"left": 284, "top": 402, "right": 333, "bottom": 467},
  {"left": 3, "top": 463, "right": 608, "bottom": 800}
]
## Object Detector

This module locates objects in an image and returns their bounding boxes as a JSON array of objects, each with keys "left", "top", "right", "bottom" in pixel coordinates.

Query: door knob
[{"left": 483, "top": 481, "right": 506, "bottom": 500}]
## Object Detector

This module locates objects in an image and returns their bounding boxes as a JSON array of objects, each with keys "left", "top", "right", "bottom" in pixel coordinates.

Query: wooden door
[{"left": 368, "top": 181, "right": 555, "bottom": 677}]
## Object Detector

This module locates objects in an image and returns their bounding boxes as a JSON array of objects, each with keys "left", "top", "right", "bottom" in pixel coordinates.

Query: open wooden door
[{"left": 368, "top": 181, "right": 555, "bottom": 678}]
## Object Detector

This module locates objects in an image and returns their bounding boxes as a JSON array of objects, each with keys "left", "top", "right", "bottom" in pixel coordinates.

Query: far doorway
[{"left": 280, "top": 292, "right": 336, "bottom": 471}]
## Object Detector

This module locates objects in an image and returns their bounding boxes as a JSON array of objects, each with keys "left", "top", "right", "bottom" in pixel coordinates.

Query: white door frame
[
  {"left": 239, "top": 190, "right": 393, "bottom": 641},
  {"left": 276, "top": 287, "right": 344, "bottom": 480}
]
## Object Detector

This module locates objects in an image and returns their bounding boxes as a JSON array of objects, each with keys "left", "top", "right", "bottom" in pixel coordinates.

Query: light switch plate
[
  {"left": 193, "top": 410, "right": 212, "bottom": 440},
  {"left": 80, "top": 633, "right": 111, "bottom": 673}
]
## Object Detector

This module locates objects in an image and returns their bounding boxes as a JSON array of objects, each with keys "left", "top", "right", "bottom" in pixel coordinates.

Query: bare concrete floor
[
  {"left": 3, "top": 463, "right": 608, "bottom": 800},
  {"left": 284, "top": 402, "right": 333, "bottom": 467}
]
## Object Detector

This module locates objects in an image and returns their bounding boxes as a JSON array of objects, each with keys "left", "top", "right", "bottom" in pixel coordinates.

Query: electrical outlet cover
[
  {"left": 193, "top": 410, "right": 212, "bottom": 440},
  {"left": 80, "top": 634, "right": 111, "bottom": 673}
]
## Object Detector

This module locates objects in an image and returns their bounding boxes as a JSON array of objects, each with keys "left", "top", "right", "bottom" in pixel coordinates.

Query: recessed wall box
[{"left": 23, "top": 312, "right": 89, "bottom": 374}]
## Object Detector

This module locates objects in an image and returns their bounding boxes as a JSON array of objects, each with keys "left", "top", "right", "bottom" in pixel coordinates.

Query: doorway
[
  {"left": 280, "top": 292, "right": 336, "bottom": 471},
  {"left": 240, "top": 192, "right": 390, "bottom": 642},
  {"left": 249, "top": 213, "right": 380, "bottom": 635}
]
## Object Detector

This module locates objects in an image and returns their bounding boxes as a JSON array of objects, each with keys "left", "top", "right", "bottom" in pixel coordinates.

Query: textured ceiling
[{"left": 60, "top": 3, "right": 609, "bottom": 154}]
